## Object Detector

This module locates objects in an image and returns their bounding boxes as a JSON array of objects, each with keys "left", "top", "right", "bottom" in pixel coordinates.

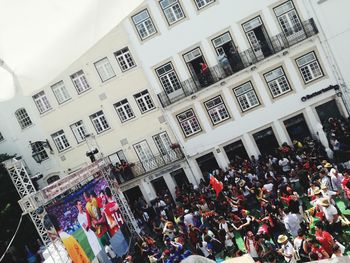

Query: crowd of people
[{"left": 124, "top": 117, "right": 350, "bottom": 263}]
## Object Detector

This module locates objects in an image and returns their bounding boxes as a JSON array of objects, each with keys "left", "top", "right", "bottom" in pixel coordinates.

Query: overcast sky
[{"left": 0, "top": 0, "right": 142, "bottom": 100}]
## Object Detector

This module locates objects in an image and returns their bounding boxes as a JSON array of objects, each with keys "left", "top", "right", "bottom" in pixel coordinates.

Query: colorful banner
[{"left": 46, "top": 178, "right": 129, "bottom": 263}]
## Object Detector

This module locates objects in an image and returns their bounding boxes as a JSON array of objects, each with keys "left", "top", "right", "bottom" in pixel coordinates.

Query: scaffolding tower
[
  {"left": 3, "top": 156, "right": 140, "bottom": 262},
  {"left": 3, "top": 157, "right": 52, "bottom": 246}
]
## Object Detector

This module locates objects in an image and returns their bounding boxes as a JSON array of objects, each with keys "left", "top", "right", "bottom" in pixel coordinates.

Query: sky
[{"left": 0, "top": 0, "right": 143, "bottom": 101}]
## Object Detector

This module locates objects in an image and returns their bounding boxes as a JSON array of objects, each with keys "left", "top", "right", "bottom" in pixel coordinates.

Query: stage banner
[{"left": 46, "top": 178, "right": 129, "bottom": 263}]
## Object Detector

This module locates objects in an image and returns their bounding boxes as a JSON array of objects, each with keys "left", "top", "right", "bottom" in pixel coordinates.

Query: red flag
[{"left": 210, "top": 175, "right": 223, "bottom": 196}]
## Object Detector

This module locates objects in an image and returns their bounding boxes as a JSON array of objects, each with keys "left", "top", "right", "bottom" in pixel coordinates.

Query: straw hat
[
  {"left": 322, "top": 160, "right": 328, "bottom": 165},
  {"left": 277, "top": 235, "right": 288, "bottom": 244},
  {"left": 320, "top": 184, "right": 328, "bottom": 190},
  {"left": 324, "top": 163, "right": 332, "bottom": 168},
  {"left": 319, "top": 198, "right": 330, "bottom": 207},
  {"left": 313, "top": 187, "right": 321, "bottom": 195},
  {"left": 238, "top": 179, "right": 246, "bottom": 187}
]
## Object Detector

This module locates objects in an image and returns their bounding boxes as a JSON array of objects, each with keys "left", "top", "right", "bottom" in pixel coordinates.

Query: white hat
[{"left": 278, "top": 235, "right": 288, "bottom": 244}]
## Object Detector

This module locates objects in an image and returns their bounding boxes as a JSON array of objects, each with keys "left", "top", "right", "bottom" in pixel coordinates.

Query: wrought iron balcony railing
[
  {"left": 115, "top": 148, "right": 184, "bottom": 185},
  {"left": 157, "top": 18, "right": 318, "bottom": 108}
]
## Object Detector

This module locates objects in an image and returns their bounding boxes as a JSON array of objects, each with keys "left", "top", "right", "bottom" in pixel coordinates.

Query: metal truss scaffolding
[
  {"left": 3, "top": 158, "right": 52, "bottom": 246},
  {"left": 3, "top": 157, "right": 140, "bottom": 256}
]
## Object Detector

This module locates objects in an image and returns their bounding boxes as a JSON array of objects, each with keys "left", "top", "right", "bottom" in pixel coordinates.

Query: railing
[
  {"left": 116, "top": 148, "right": 184, "bottom": 184},
  {"left": 157, "top": 18, "right": 318, "bottom": 108}
]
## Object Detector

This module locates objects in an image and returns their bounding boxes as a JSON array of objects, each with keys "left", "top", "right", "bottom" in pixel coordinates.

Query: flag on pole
[{"left": 209, "top": 175, "right": 223, "bottom": 196}]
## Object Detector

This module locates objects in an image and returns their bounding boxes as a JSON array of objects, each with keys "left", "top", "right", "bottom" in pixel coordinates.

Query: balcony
[
  {"left": 157, "top": 18, "right": 318, "bottom": 108},
  {"left": 114, "top": 148, "right": 184, "bottom": 185}
]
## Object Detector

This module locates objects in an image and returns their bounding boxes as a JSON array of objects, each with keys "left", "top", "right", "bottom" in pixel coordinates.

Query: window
[
  {"left": 156, "top": 62, "right": 182, "bottom": 94},
  {"left": 204, "top": 96, "right": 230, "bottom": 125},
  {"left": 274, "top": 1, "right": 303, "bottom": 38},
  {"left": 51, "top": 130, "right": 70, "bottom": 152},
  {"left": 114, "top": 47, "right": 136, "bottom": 72},
  {"left": 114, "top": 99, "right": 135, "bottom": 123},
  {"left": 15, "top": 108, "right": 32, "bottom": 129},
  {"left": 296, "top": 51, "right": 323, "bottom": 83},
  {"left": 133, "top": 140, "right": 154, "bottom": 170},
  {"left": 0, "top": 132, "right": 4, "bottom": 142},
  {"left": 51, "top": 81, "right": 71, "bottom": 104},
  {"left": 194, "top": 0, "right": 215, "bottom": 10},
  {"left": 153, "top": 132, "right": 172, "bottom": 155},
  {"left": 263, "top": 67, "right": 292, "bottom": 98},
  {"left": 70, "top": 120, "right": 87, "bottom": 143},
  {"left": 90, "top": 110, "right": 110, "bottom": 133},
  {"left": 33, "top": 91, "right": 52, "bottom": 114},
  {"left": 176, "top": 109, "right": 202, "bottom": 137},
  {"left": 47, "top": 175, "right": 60, "bottom": 185},
  {"left": 70, "top": 70, "right": 90, "bottom": 94},
  {"left": 233, "top": 81, "right": 260, "bottom": 112},
  {"left": 132, "top": 9, "right": 157, "bottom": 40},
  {"left": 160, "top": 0, "right": 185, "bottom": 25},
  {"left": 94, "top": 57, "right": 116, "bottom": 82},
  {"left": 31, "top": 141, "right": 49, "bottom": 161},
  {"left": 108, "top": 150, "right": 127, "bottom": 165},
  {"left": 134, "top": 90, "right": 155, "bottom": 113}
]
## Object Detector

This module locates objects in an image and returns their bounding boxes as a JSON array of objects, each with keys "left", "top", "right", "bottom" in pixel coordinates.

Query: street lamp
[{"left": 29, "top": 140, "right": 53, "bottom": 164}]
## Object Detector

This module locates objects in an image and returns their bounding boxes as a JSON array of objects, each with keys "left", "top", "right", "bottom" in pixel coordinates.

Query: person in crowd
[
  {"left": 217, "top": 50, "right": 232, "bottom": 76},
  {"left": 244, "top": 231, "right": 259, "bottom": 260},
  {"left": 332, "top": 245, "right": 343, "bottom": 258},
  {"left": 293, "top": 229, "right": 310, "bottom": 262},
  {"left": 126, "top": 117, "right": 350, "bottom": 262},
  {"left": 309, "top": 238, "right": 330, "bottom": 259},
  {"left": 277, "top": 235, "right": 297, "bottom": 263}
]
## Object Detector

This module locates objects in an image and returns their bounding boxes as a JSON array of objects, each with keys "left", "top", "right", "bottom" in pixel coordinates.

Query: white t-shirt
[
  {"left": 279, "top": 158, "right": 291, "bottom": 172},
  {"left": 225, "top": 232, "right": 234, "bottom": 247},
  {"left": 156, "top": 200, "right": 166, "bottom": 208},
  {"left": 321, "top": 176, "right": 332, "bottom": 191},
  {"left": 182, "top": 255, "right": 215, "bottom": 263},
  {"left": 248, "top": 239, "right": 258, "bottom": 258},
  {"left": 283, "top": 213, "right": 301, "bottom": 237},
  {"left": 196, "top": 242, "right": 210, "bottom": 257},
  {"left": 105, "top": 245, "right": 116, "bottom": 259},
  {"left": 322, "top": 205, "right": 339, "bottom": 223},
  {"left": 282, "top": 241, "right": 297, "bottom": 263},
  {"left": 293, "top": 237, "right": 303, "bottom": 252},
  {"left": 219, "top": 222, "right": 229, "bottom": 233},
  {"left": 263, "top": 183, "right": 274, "bottom": 192},
  {"left": 184, "top": 213, "right": 195, "bottom": 227}
]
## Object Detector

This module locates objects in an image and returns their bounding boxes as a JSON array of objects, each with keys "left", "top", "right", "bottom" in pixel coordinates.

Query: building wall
[
  {"left": 0, "top": 95, "right": 63, "bottom": 187},
  {"left": 304, "top": 0, "right": 350, "bottom": 108},
  {"left": 32, "top": 25, "right": 175, "bottom": 172},
  {"left": 23, "top": 24, "right": 192, "bottom": 200},
  {"left": 123, "top": 0, "right": 348, "bottom": 181}
]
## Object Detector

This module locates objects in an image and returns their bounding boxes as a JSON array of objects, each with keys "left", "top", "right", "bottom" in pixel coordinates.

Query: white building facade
[
  {"left": 26, "top": 24, "right": 195, "bottom": 204},
  {"left": 1, "top": 0, "right": 349, "bottom": 205},
  {"left": 123, "top": 0, "right": 349, "bottom": 180},
  {"left": 304, "top": 0, "right": 350, "bottom": 111},
  {"left": 0, "top": 94, "right": 63, "bottom": 188}
]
